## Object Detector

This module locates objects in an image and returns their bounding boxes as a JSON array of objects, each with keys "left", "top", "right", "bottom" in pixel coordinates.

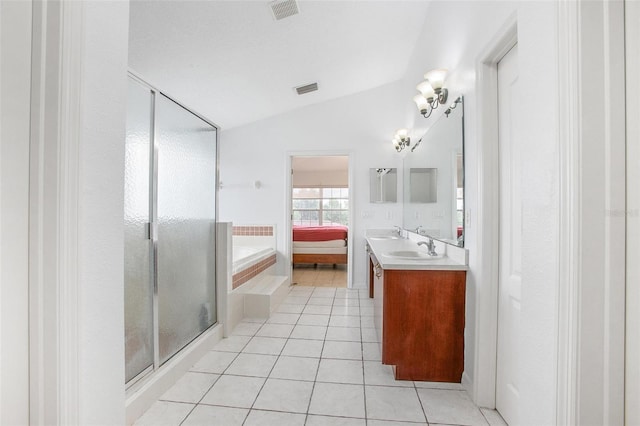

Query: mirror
[
  {"left": 369, "top": 168, "right": 397, "bottom": 203},
  {"left": 403, "top": 96, "right": 464, "bottom": 246}
]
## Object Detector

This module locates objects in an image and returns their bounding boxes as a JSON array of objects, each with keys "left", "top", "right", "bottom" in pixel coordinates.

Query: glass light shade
[
  {"left": 392, "top": 138, "right": 400, "bottom": 148},
  {"left": 396, "top": 129, "right": 408, "bottom": 139},
  {"left": 416, "top": 81, "right": 435, "bottom": 101},
  {"left": 424, "top": 68, "right": 448, "bottom": 90},
  {"left": 413, "top": 94, "right": 429, "bottom": 111}
]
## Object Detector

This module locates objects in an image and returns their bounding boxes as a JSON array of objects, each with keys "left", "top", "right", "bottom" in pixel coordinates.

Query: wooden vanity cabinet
[{"left": 369, "top": 255, "right": 466, "bottom": 382}]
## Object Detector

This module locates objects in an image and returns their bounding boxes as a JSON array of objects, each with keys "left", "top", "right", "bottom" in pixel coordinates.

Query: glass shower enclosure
[{"left": 124, "top": 74, "right": 218, "bottom": 385}]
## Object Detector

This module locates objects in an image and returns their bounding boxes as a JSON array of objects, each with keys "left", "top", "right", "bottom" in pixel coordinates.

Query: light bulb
[{"left": 424, "top": 68, "right": 448, "bottom": 91}]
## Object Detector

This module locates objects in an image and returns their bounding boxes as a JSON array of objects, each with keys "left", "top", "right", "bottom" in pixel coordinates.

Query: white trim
[
  {"left": 626, "top": 0, "right": 640, "bottom": 423},
  {"left": 285, "top": 150, "right": 355, "bottom": 288},
  {"left": 29, "top": 0, "right": 84, "bottom": 423},
  {"left": 473, "top": 14, "right": 517, "bottom": 408},
  {"left": 556, "top": 1, "right": 580, "bottom": 424}
]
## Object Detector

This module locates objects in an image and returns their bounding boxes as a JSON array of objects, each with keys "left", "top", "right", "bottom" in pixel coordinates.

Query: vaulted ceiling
[{"left": 128, "top": 0, "right": 431, "bottom": 129}]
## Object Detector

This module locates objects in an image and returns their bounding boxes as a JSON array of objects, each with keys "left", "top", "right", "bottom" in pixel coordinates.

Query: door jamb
[{"left": 285, "top": 151, "right": 354, "bottom": 289}]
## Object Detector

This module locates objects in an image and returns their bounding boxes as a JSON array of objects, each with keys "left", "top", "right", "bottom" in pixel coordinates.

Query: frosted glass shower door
[
  {"left": 124, "top": 79, "right": 154, "bottom": 383},
  {"left": 155, "top": 94, "right": 217, "bottom": 364}
]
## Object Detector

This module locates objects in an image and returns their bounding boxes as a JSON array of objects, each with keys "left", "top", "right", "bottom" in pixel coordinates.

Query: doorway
[
  {"left": 288, "top": 155, "right": 352, "bottom": 288},
  {"left": 496, "top": 43, "right": 520, "bottom": 425}
]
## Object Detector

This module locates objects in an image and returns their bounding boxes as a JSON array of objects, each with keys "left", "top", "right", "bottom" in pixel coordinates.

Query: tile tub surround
[
  {"left": 232, "top": 254, "right": 276, "bottom": 289},
  {"left": 134, "top": 286, "right": 506, "bottom": 426},
  {"left": 233, "top": 225, "right": 274, "bottom": 236}
]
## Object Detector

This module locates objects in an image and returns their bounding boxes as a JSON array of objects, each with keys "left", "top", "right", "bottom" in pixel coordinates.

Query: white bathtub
[{"left": 232, "top": 246, "right": 275, "bottom": 275}]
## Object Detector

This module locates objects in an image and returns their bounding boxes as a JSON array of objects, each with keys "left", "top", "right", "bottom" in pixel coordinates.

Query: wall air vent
[
  {"left": 295, "top": 82, "right": 318, "bottom": 95},
  {"left": 270, "top": 0, "right": 300, "bottom": 21}
]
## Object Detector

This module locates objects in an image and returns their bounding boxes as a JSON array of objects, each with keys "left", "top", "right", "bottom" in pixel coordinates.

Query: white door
[{"left": 496, "top": 43, "right": 520, "bottom": 425}]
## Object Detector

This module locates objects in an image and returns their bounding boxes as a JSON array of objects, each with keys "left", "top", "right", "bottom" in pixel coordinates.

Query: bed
[{"left": 292, "top": 225, "right": 348, "bottom": 266}]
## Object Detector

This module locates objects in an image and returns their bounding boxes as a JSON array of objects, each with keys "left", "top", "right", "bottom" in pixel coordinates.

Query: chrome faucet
[
  {"left": 417, "top": 238, "right": 438, "bottom": 256},
  {"left": 414, "top": 225, "right": 424, "bottom": 235},
  {"left": 393, "top": 225, "right": 403, "bottom": 237}
]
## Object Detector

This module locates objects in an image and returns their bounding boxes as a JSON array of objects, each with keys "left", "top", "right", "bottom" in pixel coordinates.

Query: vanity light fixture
[
  {"left": 392, "top": 128, "right": 411, "bottom": 152},
  {"left": 413, "top": 68, "right": 449, "bottom": 118}
]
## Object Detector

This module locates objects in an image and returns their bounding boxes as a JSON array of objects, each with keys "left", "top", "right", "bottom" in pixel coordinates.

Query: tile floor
[
  {"left": 292, "top": 265, "right": 347, "bottom": 287},
  {"left": 134, "top": 286, "right": 507, "bottom": 426}
]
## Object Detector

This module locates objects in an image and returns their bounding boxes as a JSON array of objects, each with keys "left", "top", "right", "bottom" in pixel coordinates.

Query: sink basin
[
  {"left": 369, "top": 235, "right": 401, "bottom": 240},
  {"left": 383, "top": 250, "right": 443, "bottom": 260}
]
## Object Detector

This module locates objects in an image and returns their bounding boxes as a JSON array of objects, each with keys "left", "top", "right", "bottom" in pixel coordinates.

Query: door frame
[
  {"left": 626, "top": 0, "right": 640, "bottom": 423},
  {"left": 473, "top": 14, "right": 517, "bottom": 409},
  {"left": 285, "top": 151, "right": 354, "bottom": 289}
]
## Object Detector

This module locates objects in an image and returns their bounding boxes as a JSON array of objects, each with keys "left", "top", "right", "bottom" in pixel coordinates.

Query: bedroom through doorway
[{"left": 289, "top": 155, "right": 351, "bottom": 288}]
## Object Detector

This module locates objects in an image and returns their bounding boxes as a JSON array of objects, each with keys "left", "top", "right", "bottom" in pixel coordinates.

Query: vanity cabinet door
[{"left": 382, "top": 269, "right": 466, "bottom": 382}]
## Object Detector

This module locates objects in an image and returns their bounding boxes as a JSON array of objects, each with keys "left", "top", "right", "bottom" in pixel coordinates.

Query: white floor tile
[
  {"left": 322, "top": 340, "right": 362, "bottom": 360},
  {"left": 255, "top": 323, "right": 294, "bottom": 338},
  {"left": 284, "top": 296, "right": 310, "bottom": 305},
  {"left": 242, "top": 336, "right": 287, "bottom": 355},
  {"left": 359, "top": 306, "right": 374, "bottom": 316},
  {"left": 362, "top": 342, "right": 382, "bottom": 361},
  {"left": 277, "top": 304, "right": 305, "bottom": 314},
  {"left": 270, "top": 355, "right": 319, "bottom": 381},
  {"left": 290, "top": 324, "right": 327, "bottom": 340},
  {"left": 267, "top": 313, "right": 300, "bottom": 324},
  {"left": 244, "top": 410, "right": 306, "bottom": 426},
  {"left": 313, "top": 288, "right": 337, "bottom": 297},
  {"left": 230, "top": 321, "right": 262, "bottom": 336},
  {"left": 358, "top": 298, "right": 374, "bottom": 307},
  {"left": 190, "top": 351, "right": 237, "bottom": 374},
  {"left": 281, "top": 339, "right": 324, "bottom": 358},
  {"left": 212, "top": 335, "right": 250, "bottom": 352},
  {"left": 333, "top": 298, "right": 360, "bottom": 307},
  {"left": 331, "top": 306, "right": 360, "bottom": 316},
  {"left": 361, "top": 327, "right": 379, "bottom": 343},
  {"left": 365, "top": 386, "right": 426, "bottom": 423},
  {"left": 417, "top": 389, "right": 488, "bottom": 426},
  {"left": 181, "top": 404, "right": 248, "bottom": 426},
  {"left": 200, "top": 375, "right": 264, "bottom": 408},
  {"left": 367, "top": 420, "right": 427, "bottom": 426},
  {"left": 360, "top": 316, "right": 375, "bottom": 329},
  {"left": 308, "top": 297, "right": 335, "bottom": 306},
  {"left": 133, "top": 400, "right": 194, "bottom": 426},
  {"left": 317, "top": 359, "right": 363, "bottom": 384},
  {"left": 159, "top": 372, "right": 219, "bottom": 403},
  {"left": 326, "top": 326, "right": 361, "bottom": 342},
  {"left": 306, "top": 415, "right": 366, "bottom": 426},
  {"left": 363, "top": 361, "right": 413, "bottom": 387},
  {"left": 481, "top": 408, "right": 508, "bottom": 426},
  {"left": 303, "top": 305, "right": 333, "bottom": 315},
  {"left": 253, "top": 378, "right": 314, "bottom": 413},
  {"left": 308, "top": 382, "right": 365, "bottom": 418},
  {"left": 329, "top": 315, "right": 361, "bottom": 328},
  {"left": 335, "top": 289, "right": 360, "bottom": 299},
  {"left": 297, "top": 313, "right": 330, "bottom": 326},
  {"left": 225, "top": 353, "right": 278, "bottom": 377}
]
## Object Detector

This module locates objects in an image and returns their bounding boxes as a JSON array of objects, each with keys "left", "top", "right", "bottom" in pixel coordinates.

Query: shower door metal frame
[{"left": 125, "top": 71, "right": 221, "bottom": 390}]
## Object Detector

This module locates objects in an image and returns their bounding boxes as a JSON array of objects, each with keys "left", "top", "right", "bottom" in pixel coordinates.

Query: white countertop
[{"left": 365, "top": 230, "right": 468, "bottom": 271}]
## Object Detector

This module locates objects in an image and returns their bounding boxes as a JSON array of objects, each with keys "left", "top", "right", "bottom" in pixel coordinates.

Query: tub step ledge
[{"left": 238, "top": 275, "right": 290, "bottom": 318}]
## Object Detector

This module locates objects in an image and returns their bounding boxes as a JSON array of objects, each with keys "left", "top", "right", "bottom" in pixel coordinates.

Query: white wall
[
  {"left": 220, "top": 1, "right": 562, "bottom": 423},
  {"left": 0, "top": 1, "right": 31, "bottom": 423},
  {"left": 77, "top": 2, "right": 129, "bottom": 423},
  {"left": 220, "top": 81, "right": 406, "bottom": 285}
]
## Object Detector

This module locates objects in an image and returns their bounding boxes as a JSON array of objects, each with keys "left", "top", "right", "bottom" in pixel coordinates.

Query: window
[{"left": 292, "top": 187, "right": 349, "bottom": 226}]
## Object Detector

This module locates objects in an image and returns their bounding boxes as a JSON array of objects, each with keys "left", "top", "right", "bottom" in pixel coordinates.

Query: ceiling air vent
[
  {"left": 270, "top": 0, "right": 300, "bottom": 21},
  {"left": 295, "top": 82, "right": 318, "bottom": 95}
]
